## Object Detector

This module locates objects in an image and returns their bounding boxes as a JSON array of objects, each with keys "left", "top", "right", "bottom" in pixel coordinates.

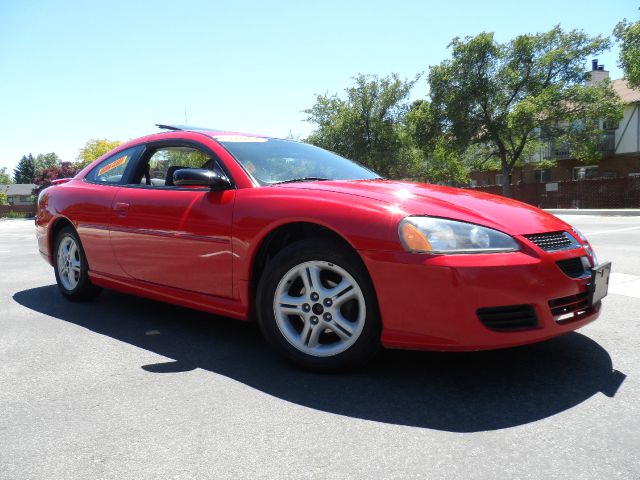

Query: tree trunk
[{"left": 501, "top": 158, "right": 512, "bottom": 198}]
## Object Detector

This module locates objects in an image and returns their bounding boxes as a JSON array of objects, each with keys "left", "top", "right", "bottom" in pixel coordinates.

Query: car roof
[{"left": 155, "top": 124, "right": 271, "bottom": 139}]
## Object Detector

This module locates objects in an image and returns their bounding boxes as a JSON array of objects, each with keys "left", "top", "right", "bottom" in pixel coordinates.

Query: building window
[
  {"left": 534, "top": 169, "right": 551, "bottom": 183},
  {"left": 469, "top": 179, "right": 478, "bottom": 187},
  {"left": 495, "top": 174, "right": 504, "bottom": 186},
  {"left": 573, "top": 166, "right": 599, "bottom": 180}
]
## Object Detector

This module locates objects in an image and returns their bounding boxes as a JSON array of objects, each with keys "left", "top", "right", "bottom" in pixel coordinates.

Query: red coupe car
[{"left": 36, "top": 125, "right": 611, "bottom": 370}]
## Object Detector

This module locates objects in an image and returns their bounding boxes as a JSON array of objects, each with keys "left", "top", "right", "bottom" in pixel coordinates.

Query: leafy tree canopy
[
  {"left": 34, "top": 162, "right": 80, "bottom": 194},
  {"left": 13, "top": 152, "right": 63, "bottom": 184},
  {"left": 35, "top": 152, "right": 61, "bottom": 170},
  {"left": 405, "top": 100, "right": 470, "bottom": 184},
  {"left": 424, "top": 26, "right": 623, "bottom": 196},
  {"left": 0, "top": 167, "right": 12, "bottom": 184},
  {"left": 304, "top": 73, "right": 423, "bottom": 179},
  {"left": 13, "top": 154, "right": 38, "bottom": 184},
  {"left": 77, "top": 139, "right": 122, "bottom": 167},
  {"left": 614, "top": 13, "right": 640, "bottom": 89}
]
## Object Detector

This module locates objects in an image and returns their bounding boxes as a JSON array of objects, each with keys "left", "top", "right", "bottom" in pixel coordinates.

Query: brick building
[{"left": 470, "top": 61, "right": 640, "bottom": 187}]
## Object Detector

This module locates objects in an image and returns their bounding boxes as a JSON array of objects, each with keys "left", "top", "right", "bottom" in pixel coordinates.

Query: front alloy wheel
[
  {"left": 274, "top": 261, "right": 366, "bottom": 357},
  {"left": 257, "top": 239, "right": 380, "bottom": 371}
]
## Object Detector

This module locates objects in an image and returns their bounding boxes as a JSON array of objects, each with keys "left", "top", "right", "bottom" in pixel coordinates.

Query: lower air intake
[
  {"left": 477, "top": 304, "right": 538, "bottom": 331},
  {"left": 548, "top": 292, "right": 590, "bottom": 322}
]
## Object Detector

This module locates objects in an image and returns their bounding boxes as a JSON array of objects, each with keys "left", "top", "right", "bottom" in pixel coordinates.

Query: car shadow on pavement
[{"left": 14, "top": 285, "right": 625, "bottom": 433}]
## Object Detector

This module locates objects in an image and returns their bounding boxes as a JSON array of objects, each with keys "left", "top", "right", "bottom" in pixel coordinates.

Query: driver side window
[{"left": 135, "top": 146, "right": 227, "bottom": 187}]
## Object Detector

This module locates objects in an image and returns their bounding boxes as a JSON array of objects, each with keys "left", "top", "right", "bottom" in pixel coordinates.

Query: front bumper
[{"left": 360, "top": 246, "right": 602, "bottom": 351}]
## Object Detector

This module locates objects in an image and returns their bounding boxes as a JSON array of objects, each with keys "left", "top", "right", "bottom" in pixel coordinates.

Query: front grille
[
  {"left": 477, "top": 305, "right": 538, "bottom": 331},
  {"left": 523, "top": 231, "right": 577, "bottom": 251},
  {"left": 548, "top": 292, "right": 590, "bottom": 321},
  {"left": 556, "top": 257, "right": 589, "bottom": 278}
]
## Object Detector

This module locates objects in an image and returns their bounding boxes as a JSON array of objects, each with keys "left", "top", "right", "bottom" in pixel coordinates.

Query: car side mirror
[{"left": 172, "top": 168, "right": 231, "bottom": 190}]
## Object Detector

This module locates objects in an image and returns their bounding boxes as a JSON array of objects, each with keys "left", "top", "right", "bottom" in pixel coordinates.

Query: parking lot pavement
[{"left": 1, "top": 217, "right": 639, "bottom": 480}]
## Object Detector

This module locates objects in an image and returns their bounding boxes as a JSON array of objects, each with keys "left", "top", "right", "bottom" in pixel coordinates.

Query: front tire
[
  {"left": 257, "top": 239, "right": 381, "bottom": 371},
  {"left": 53, "top": 226, "right": 101, "bottom": 301}
]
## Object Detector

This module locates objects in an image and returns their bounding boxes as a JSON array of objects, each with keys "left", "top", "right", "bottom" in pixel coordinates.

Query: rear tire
[
  {"left": 53, "top": 226, "right": 102, "bottom": 301},
  {"left": 257, "top": 239, "right": 381, "bottom": 371}
]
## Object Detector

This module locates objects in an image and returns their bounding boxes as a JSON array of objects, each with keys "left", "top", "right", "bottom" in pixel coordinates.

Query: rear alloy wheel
[
  {"left": 257, "top": 239, "right": 380, "bottom": 371},
  {"left": 54, "top": 226, "right": 101, "bottom": 301}
]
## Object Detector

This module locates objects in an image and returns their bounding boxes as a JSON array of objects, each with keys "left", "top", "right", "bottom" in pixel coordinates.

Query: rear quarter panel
[{"left": 36, "top": 179, "right": 125, "bottom": 276}]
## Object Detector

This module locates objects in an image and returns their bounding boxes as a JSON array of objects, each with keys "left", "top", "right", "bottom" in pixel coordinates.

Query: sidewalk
[{"left": 609, "top": 272, "right": 640, "bottom": 299}]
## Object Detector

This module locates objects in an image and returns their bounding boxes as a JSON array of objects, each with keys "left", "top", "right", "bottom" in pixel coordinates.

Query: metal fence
[
  {"left": 2, "top": 178, "right": 639, "bottom": 217},
  {"left": 467, "top": 176, "right": 640, "bottom": 209}
]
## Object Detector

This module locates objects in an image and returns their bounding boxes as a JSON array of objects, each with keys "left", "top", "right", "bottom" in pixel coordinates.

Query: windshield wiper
[{"left": 270, "top": 177, "right": 331, "bottom": 185}]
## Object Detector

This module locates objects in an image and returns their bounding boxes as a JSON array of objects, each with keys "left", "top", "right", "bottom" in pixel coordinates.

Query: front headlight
[
  {"left": 398, "top": 216, "right": 520, "bottom": 254},
  {"left": 571, "top": 227, "right": 588, "bottom": 243},
  {"left": 572, "top": 227, "right": 598, "bottom": 265}
]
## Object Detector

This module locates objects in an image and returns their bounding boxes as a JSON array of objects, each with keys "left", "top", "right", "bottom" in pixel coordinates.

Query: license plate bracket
[{"left": 588, "top": 262, "right": 612, "bottom": 307}]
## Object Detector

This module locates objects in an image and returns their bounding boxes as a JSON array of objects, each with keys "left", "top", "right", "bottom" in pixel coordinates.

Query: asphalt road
[{"left": 1, "top": 217, "right": 638, "bottom": 480}]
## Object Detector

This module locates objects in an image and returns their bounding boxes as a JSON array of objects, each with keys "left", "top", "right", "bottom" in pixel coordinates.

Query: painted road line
[{"left": 586, "top": 226, "right": 640, "bottom": 236}]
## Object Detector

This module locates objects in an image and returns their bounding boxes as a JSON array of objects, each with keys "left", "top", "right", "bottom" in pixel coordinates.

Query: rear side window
[{"left": 86, "top": 146, "right": 141, "bottom": 184}]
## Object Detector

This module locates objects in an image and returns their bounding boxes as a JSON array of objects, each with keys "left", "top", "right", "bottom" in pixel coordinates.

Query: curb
[{"left": 545, "top": 209, "right": 640, "bottom": 216}]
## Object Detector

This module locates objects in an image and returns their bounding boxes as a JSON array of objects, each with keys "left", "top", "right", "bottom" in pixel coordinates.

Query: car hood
[{"left": 278, "top": 180, "right": 570, "bottom": 235}]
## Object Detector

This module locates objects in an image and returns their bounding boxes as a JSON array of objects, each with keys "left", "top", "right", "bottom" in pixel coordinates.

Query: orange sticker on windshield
[{"left": 98, "top": 155, "right": 128, "bottom": 176}]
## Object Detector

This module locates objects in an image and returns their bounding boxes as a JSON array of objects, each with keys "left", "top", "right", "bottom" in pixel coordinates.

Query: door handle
[{"left": 114, "top": 202, "right": 130, "bottom": 217}]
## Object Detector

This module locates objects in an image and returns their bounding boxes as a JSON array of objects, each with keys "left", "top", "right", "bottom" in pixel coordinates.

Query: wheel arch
[
  {"left": 49, "top": 216, "right": 76, "bottom": 263},
  {"left": 249, "top": 221, "right": 373, "bottom": 310}
]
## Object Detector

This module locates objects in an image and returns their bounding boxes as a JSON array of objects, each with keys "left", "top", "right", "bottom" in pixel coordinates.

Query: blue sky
[{"left": 0, "top": 0, "right": 636, "bottom": 173}]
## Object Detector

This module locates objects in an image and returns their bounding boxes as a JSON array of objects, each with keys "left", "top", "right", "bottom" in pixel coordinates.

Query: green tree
[
  {"left": 77, "top": 139, "right": 122, "bottom": 167},
  {"left": 13, "top": 154, "right": 38, "bottom": 183},
  {"left": 405, "top": 100, "right": 470, "bottom": 184},
  {"left": 614, "top": 13, "right": 640, "bottom": 89},
  {"left": 0, "top": 192, "right": 7, "bottom": 206},
  {"left": 34, "top": 162, "right": 80, "bottom": 194},
  {"left": 0, "top": 167, "right": 12, "bottom": 184},
  {"left": 304, "top": 73, "right": 421, "bottom": 178},
  {"left": 425, "top": 26, "right": 623, "bottom": 196},
  {"left": 35, "top": 152, "right": 61, "bottom": 171}
]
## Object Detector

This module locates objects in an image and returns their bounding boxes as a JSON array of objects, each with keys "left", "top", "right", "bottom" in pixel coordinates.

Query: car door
[{"left": 109, "top": 141, "right": 235, "bottom": 299}]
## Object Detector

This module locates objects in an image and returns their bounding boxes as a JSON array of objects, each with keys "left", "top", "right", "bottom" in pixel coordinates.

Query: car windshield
[{"left": 212, "top": 136, "right": 381, "bottom": 185}]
